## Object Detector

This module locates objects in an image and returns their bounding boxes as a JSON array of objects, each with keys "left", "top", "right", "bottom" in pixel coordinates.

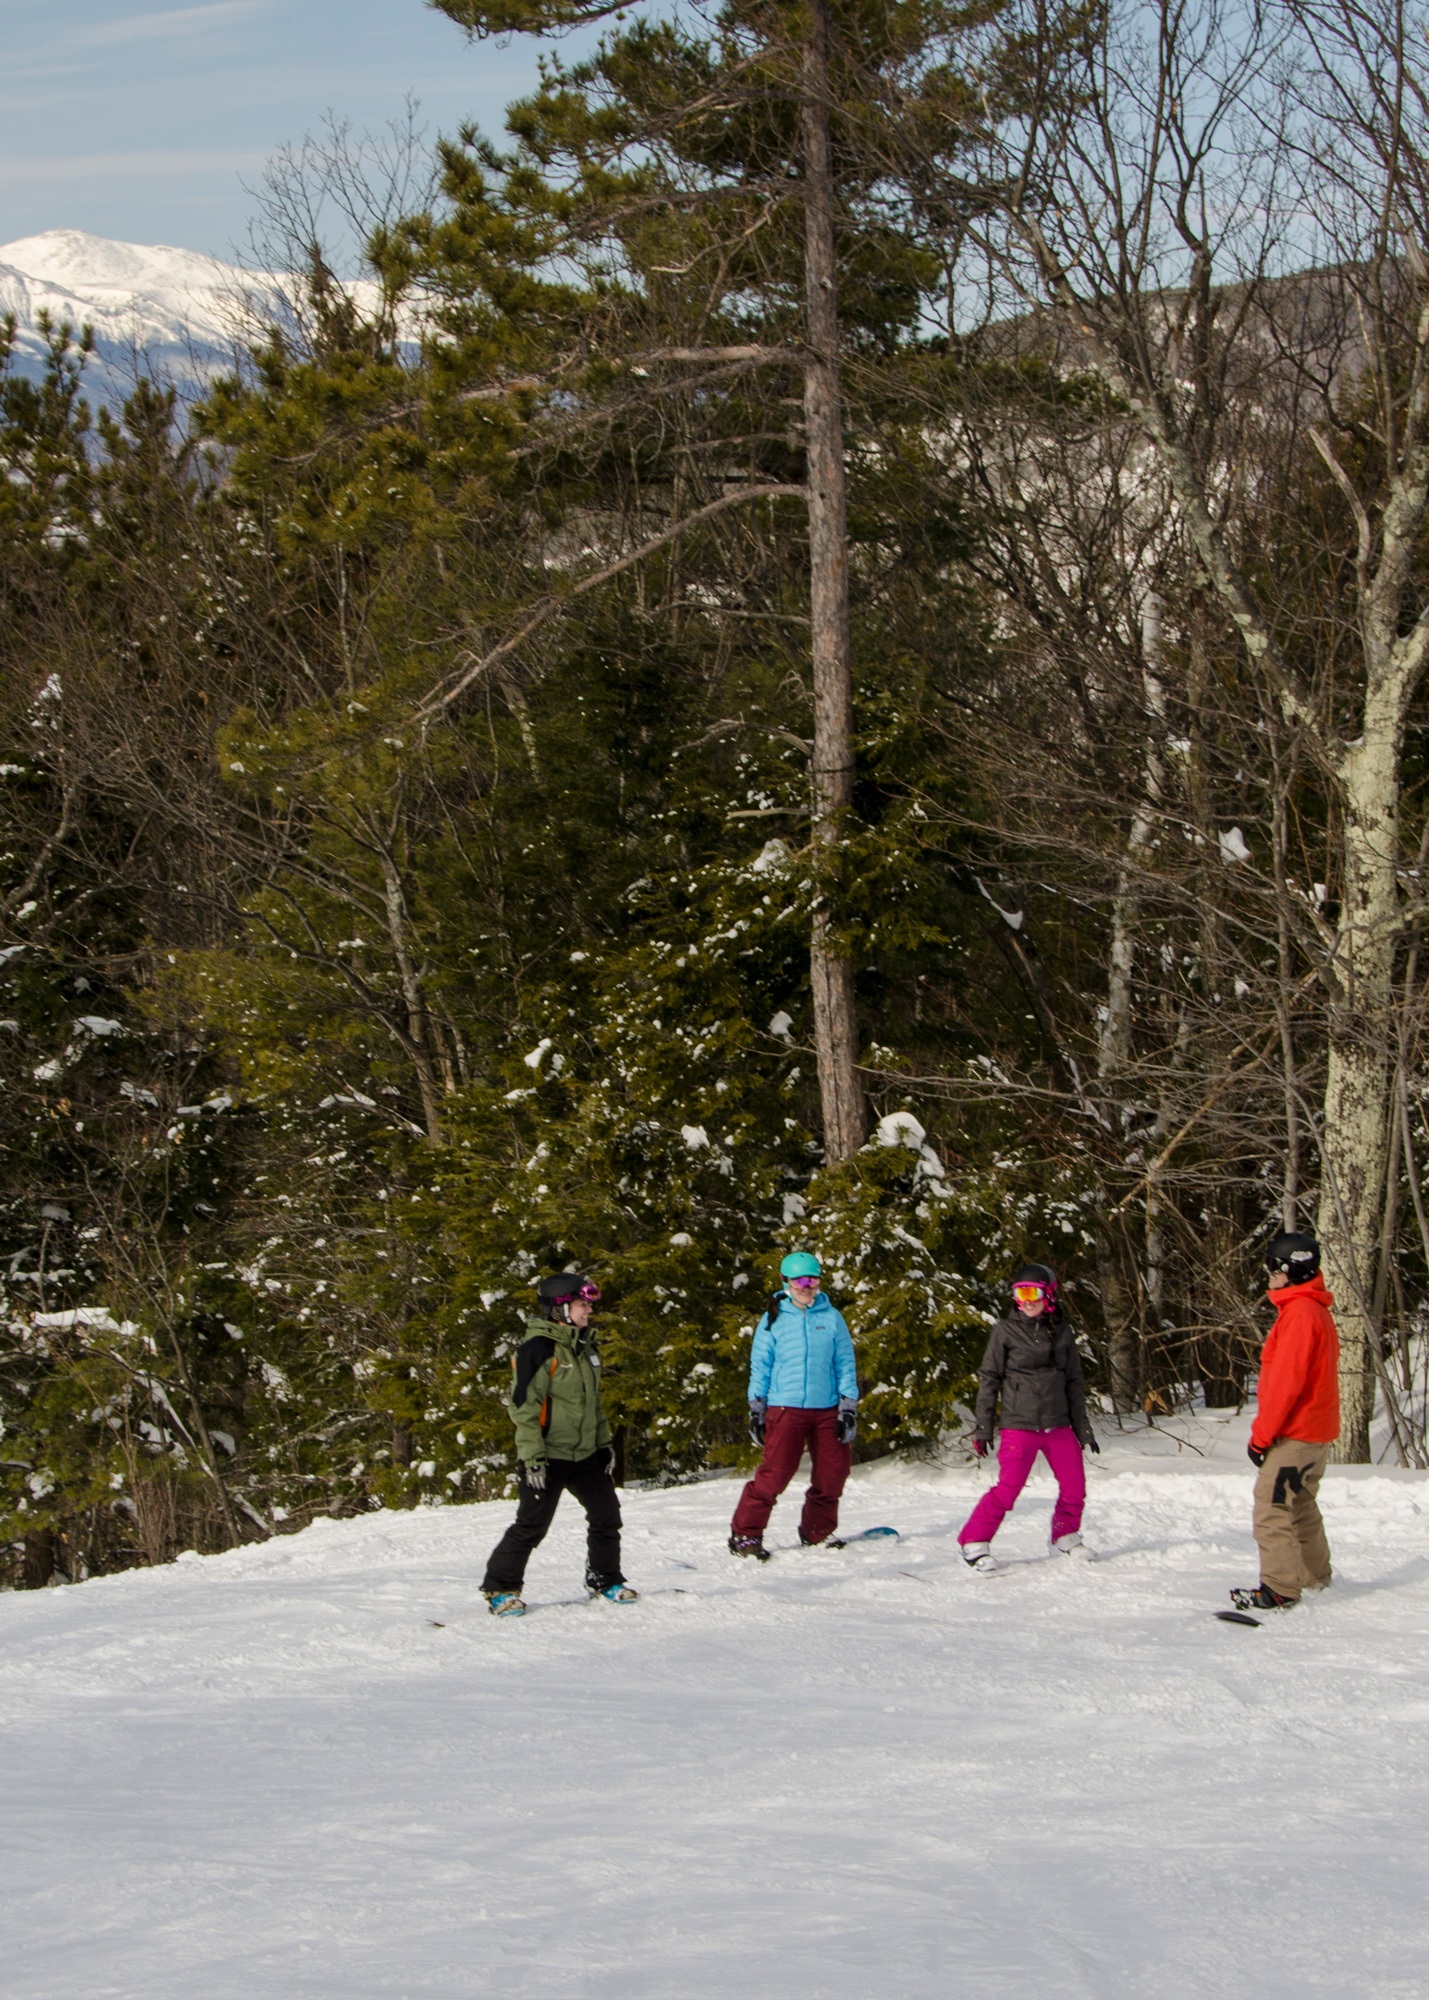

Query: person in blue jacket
[{"left": 728, "top": 1251, "right": 859, "bottom": 1559}]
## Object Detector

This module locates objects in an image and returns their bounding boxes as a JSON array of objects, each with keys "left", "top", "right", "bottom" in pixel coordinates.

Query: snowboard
[
  {"left": 826, "top": 1525, "right": 901, "bottom": 1549},
  {"left": 431, "top": 1586, "right": 689, "bottom": 1626},
  {"left": 1213, "top": 1609, "right": 1262, "bottom": 1627}
]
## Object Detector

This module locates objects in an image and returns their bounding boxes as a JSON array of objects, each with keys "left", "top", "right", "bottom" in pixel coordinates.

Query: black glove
[
  {"left": 835, "top": 1397, "right": 857, "bottom": 1446},
  {"left": 972, "top": 1437, "right": 990, "bottom": 1459},
  {"left": 523, "top": 1458, "right": 548, "bottom": 1493},
  {"left": 601, "top": 1445, "right": 617, "bottom": 1479},
  {"left": 1085, "top": 1435, "right": 1100, "bottom": 1455},
  {"left": 748, "top": 1398, "right": 767, "bottom": 1446},
  {"left": 1248, "top": 1442, "right": 1267, "bottom": 1469}
]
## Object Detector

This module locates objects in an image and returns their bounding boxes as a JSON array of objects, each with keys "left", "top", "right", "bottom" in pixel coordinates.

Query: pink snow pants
[{"left": 958, "top": 1426, "right": 1086, "bottom": 1546}]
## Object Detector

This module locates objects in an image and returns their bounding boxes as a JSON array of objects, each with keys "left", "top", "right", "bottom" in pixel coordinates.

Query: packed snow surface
[{"left": 4, "top": 1411, "right": 1428, "bottom": 1999}]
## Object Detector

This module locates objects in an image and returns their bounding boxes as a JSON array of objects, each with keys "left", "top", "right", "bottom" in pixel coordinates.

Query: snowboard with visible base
[
  {"left": 1213, "top": 1609, "right": 1262, "bottom": 1627},
  {"left": 825, "top": 1525, "right": 901, "bottom": 1549}
]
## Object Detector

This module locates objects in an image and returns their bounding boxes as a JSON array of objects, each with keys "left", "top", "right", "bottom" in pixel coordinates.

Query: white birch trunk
[
  {"left": 1318, "top": 696, "right": 1405, "bottom": 1459},
  {"left": 379, "top": 851, "right": 446, "bottom": 1144},
  {"left": 1101, "top": 593, "right": 1166, "bottom": 1410},
  {"left": 1098, "top": 593, "right": 1165, "bottom": 1082}
]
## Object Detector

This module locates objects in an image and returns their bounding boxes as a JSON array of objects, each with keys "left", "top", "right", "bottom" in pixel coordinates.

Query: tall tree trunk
[
  {"left": 1098, "top": 592, "right": 1165, "bottom": 1409},
  {"left": 1269, "top": 743, "right": 1302, "bottom": 1232},
  {"left": 1099, "top": 1240, "right": 1139, "bottom": 1414},
  {"left": 1319, "top": 716, "right": 1402, "bottom": 1461},
  {"left": 378, "top": 850, "right": 445, "bottom": 1143},
  {"left": 801, "top": 0, "right": 865, "bottom": 1164}
]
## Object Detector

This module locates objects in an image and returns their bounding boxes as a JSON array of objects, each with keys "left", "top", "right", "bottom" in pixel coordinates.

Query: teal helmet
[{"left": 779, "top": 1251, "right": 822, "bottom": 1280}]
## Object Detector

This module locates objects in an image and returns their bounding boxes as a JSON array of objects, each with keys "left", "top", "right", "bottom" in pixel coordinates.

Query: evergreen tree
[
  {"left": 0, "top": 10, "right": 1107, "bottom": 1575},
  {"left": 420, "top": 0, "right": 996, "bottom": 1158}
]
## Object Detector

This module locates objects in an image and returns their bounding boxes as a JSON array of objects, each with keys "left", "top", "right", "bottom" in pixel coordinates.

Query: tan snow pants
[{"left": 1252, "top": 1438, "right": 1332, "bottom": 1602}]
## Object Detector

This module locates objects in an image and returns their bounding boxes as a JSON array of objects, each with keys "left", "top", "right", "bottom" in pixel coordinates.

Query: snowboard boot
[
  {"left": 1230, "top": 1583, "right": 1296, "bottom": 1611},
  {"left": 485, "top": 1590, "right": 526, "bottom": 1618},
  {"left": 798, "top": 1530, "right": 831, "bottom": 1549},
  {"left": 728, "top": 1534, "right": 771, "bottom": 1563},
  {"left": 961, "top": 1542, "right": 1000, "bottom": 1574},
  {"left": 1051, "top": 1533, "right": 1095, "bottom": 1560},
  {"left": 587, "top": 1578, "right": 639, "bottom": 1603}
]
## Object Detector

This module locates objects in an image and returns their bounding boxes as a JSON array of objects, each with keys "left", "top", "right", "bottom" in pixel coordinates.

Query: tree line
[{"left": 4, "top": 0, "right": 1429, "bottom": 1584}]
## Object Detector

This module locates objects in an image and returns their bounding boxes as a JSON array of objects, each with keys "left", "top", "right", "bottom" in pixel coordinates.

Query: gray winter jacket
[{"left": 973, "top": 1313, "right": 1092, "bottom": 1444}]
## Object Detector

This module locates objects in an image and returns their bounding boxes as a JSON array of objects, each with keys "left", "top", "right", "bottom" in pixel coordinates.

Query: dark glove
[
  {"left": 523, "top": 1458, "right": 548, "bottom": 1492},
  {"left": 748, "top": 1398, "right": 767, "bottom": 1447},
  {"left": 972, "top": 1437, "right": 990, "bottom": 1459},
  {"left": 835, "top": 1397, "right": 857, "bottom": 1446},
  {"left": 601, "top": 1445, "right": 616, "bottom": 1479},
  {"left": 1248, "top": 1442, "right": 1267, "bottom": 1469},
  {"left": 1085, "top": 1435, "right": 1100, "bottom": 1455}
]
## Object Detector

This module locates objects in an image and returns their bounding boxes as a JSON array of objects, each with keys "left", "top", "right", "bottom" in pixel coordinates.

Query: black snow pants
[{"left": 481, "top": 1451, "right": 624, "bottom": 1594}]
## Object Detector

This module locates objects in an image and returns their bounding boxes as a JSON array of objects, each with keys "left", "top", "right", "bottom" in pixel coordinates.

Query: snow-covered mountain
[{"left": 0, "top": 229, "right": 268, "bottom": 412}]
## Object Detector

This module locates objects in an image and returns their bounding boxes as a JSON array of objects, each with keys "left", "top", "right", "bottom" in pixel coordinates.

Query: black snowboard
[{"left": 1213, "top": 1609, "right": 1262, "bottom": 1627}]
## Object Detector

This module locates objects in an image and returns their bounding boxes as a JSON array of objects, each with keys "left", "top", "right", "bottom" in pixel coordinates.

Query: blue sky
[{"left": 0, "top": 0, "right": 573, "bottom": 256}]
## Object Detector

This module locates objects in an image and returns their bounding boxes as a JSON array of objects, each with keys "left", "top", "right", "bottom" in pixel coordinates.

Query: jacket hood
[
  {"left": 1267, "top": 1277, "right": 1334, "bottom": 1311},
  {"left": 524, "top": 1310, "right": 589, "bottom": 1347}
]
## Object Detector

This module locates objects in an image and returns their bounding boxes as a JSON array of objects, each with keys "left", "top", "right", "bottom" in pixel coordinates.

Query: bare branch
[{"left": 413, "top": 483, "right": 804, "bottom": 719}]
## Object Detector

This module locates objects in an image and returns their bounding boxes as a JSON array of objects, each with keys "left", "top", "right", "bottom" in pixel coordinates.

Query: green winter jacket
[{"left": 507, "top": 1312, "right": 612, "bottom": 1465}]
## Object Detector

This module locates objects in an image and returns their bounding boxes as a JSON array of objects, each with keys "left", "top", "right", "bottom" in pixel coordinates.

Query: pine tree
[{"left": 422, "top": 0, "right": 996, "bottom": 1160}]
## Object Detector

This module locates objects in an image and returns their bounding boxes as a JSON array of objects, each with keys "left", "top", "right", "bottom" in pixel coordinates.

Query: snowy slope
[
  {"left": 4, "top": 1416, "right": 1428, "bottom": 1999},
  {"left": 0, "top": 229, "right": 268, "bottom": 410}
]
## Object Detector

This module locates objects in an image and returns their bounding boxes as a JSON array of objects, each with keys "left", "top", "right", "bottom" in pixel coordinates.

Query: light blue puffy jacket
[{"left": 748, "top": 1290, "right": 858, "bottom": 1408}]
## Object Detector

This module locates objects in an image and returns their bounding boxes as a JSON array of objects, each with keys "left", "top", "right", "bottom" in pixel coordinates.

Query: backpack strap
[{"left": 537, "top": 1353, "right": 559, "bottom": 1435}]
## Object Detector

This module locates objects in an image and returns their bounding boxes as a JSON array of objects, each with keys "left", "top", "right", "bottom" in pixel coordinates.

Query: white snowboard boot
[
  {"left": 1051, "top": 1532, "right": 1095, "bottom": 1560},
  {"left": 961, "top": 1542, "right": 1000, "bottom": 1574}
]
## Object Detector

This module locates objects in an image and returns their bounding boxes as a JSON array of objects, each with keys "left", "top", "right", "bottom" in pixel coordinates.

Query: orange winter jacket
[{"left": 1249, "top": 1277, "right": 1341, "bottom": 1452}]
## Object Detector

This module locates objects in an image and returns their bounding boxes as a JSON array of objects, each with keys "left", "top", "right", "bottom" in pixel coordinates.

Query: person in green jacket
[{"left": 481, "top": 1272, "right": 637, "bottom": 1617}]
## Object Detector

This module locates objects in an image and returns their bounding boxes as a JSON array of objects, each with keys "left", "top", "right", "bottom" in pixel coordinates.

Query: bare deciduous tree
[{"left": 935, "top": 0, "right": 1429, "bottom": 1457}]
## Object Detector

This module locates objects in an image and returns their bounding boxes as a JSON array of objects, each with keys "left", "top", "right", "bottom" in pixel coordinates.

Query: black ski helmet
[
  {"left": 537, "top": 1272, "right": 587, "bottom": 1319},
  {"left": 1011, "top": 1262, "right": 1059, "bottom": 1314},
  {"left": 1266, "top": 1232, "right": 1320, "bottom": 1283}
]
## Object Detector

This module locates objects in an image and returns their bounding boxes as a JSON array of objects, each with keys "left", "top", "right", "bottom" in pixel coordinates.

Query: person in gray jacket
[{"left": 957, "top": 1263, "right": 1100, "bottom": 1572}]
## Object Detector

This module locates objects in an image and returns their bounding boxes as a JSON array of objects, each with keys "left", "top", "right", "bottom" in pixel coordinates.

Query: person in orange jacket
[{"left": 1230, "top": 1232, "right": 1340, "bottom": 1612}]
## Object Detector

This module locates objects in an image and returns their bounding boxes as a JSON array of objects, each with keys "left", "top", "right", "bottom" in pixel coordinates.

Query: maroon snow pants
[{"left": 730, "top": 1406, "right": 852, "bottom": 1546}]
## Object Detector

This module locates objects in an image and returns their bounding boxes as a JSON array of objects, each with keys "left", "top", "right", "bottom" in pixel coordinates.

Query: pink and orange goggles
[
  {"left": 788, "top": 1274, "right": 820, "bottom": 1287},
  {"left": 1012, "top": 1282, "right": 1047, "bottom": 1305},
  {"left": 576, "top": 1280, "right": 602, "bottom": 1302}
]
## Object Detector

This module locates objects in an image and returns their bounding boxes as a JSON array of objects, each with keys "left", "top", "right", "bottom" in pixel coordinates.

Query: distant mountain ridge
[{"left": 0, "top": 229, "right": 265, "bottom": 413}]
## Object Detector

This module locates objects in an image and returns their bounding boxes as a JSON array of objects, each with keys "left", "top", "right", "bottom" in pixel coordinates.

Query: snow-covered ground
[{"left": 5, "top": 1412, "right": 1428, "bottom": 1999}]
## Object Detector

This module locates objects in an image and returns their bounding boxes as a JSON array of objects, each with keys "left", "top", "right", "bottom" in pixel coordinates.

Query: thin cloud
[{"left": 66, "top": 3, "right": 269, "bottom": 52}]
